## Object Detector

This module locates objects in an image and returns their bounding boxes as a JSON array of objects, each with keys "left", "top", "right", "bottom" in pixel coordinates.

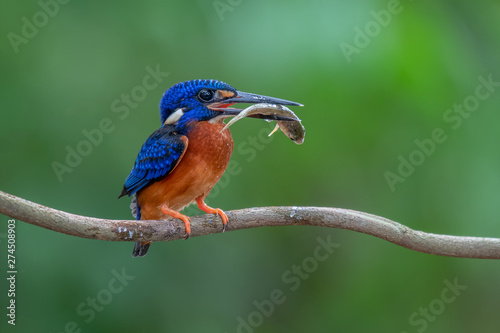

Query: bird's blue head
[{"left": 159, "top": 79, "right": 302, "bottom": 132}]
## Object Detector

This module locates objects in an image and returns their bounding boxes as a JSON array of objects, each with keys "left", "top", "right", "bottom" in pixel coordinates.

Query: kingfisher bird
[{"left": 119, "top": 79, "right": 301, "bottom": 257}]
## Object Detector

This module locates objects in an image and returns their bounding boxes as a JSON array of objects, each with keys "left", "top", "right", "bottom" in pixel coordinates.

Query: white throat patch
[{"left": 208, "top": 114, "right": 228, "bottom": 124}]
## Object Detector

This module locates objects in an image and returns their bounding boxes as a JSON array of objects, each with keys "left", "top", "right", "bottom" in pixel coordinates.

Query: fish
[
  {"left": 221, "top": 103, "right": 305, "bottom": 145},
  {"left": 268, "top": 121, "right": 305, "bottom": 145}
]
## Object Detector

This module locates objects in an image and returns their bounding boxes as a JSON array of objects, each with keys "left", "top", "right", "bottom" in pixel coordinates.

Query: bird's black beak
[
  {"left": 223, "top": 91, "right": 303, "bottom": 107},
  {"left": 210, "top": 90, "right": 302, "bottom": 121}
]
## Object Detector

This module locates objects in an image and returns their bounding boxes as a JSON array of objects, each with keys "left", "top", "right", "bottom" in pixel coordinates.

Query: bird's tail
[
  {"left": 132, "top": 241, "right": 151, "bottom": 257},
  {"left": 130, "top": 194, "right": 152, "bottom": 258}
]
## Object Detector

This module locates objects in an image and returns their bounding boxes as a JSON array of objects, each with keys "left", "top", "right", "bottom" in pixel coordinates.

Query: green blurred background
[{"left": 1, "top": 0, "right": 500, "bottom": 332}]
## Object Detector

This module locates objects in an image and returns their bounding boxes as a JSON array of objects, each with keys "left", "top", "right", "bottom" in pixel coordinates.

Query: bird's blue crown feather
[{"left": 159, "top": 79, "right": 236, "bottom": 123}]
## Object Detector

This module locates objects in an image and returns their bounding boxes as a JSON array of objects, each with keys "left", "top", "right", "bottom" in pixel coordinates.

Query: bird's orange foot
[
  {"left": 196, "top": 197, "right": 229, "bottom": 232},
  {"left": 160, "top": 204, "right": 191, "bottom": 239}
]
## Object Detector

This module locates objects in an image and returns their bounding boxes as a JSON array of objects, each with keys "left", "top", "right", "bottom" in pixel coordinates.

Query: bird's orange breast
[{"left": 137, "top": 121, "right": 233, "bottom": 220}]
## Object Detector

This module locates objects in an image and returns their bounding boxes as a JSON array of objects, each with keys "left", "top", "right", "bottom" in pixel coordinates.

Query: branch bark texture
[{"left": 1, "top": 190, "right": 499, "bottom": 259}]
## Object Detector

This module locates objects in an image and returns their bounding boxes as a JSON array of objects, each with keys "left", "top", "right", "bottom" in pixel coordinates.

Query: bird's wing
[{"left": 119, "top": 125, "right": 188, "bottom": 197}]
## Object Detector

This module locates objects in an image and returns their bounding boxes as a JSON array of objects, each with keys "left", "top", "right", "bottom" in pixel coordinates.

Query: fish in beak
[{"left": 210, "top": 90, "right": 303, "bottom": 121}]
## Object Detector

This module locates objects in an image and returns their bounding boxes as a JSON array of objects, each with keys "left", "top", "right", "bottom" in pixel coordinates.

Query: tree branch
[{"left": 1, "top": 190, "right": 499, "bottom": 259}]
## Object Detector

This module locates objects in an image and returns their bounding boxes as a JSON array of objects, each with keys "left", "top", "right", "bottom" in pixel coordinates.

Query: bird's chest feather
[
  {"left": 180, "top": 121, "right": 234, "bottom": 183},
  {"left": 137, "top": 121, "right": 233, "bottom": 215}
]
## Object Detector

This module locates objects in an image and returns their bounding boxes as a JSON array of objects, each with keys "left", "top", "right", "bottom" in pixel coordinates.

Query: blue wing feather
[{"left": 119, "top": 124, "right": 187, "bottom": 197}]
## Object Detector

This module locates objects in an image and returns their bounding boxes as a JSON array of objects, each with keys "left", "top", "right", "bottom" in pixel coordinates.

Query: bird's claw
[
  {"left": 195, "top": 198, "right": 229, "bottom": 234},
  {"left": 160, "top": 204, "right": 191, "bottom": 240}
]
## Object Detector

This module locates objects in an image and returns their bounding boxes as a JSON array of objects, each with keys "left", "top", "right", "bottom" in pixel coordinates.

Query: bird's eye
[{"left": 197, "top": 89, "right": 215, "bottom": 102}]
